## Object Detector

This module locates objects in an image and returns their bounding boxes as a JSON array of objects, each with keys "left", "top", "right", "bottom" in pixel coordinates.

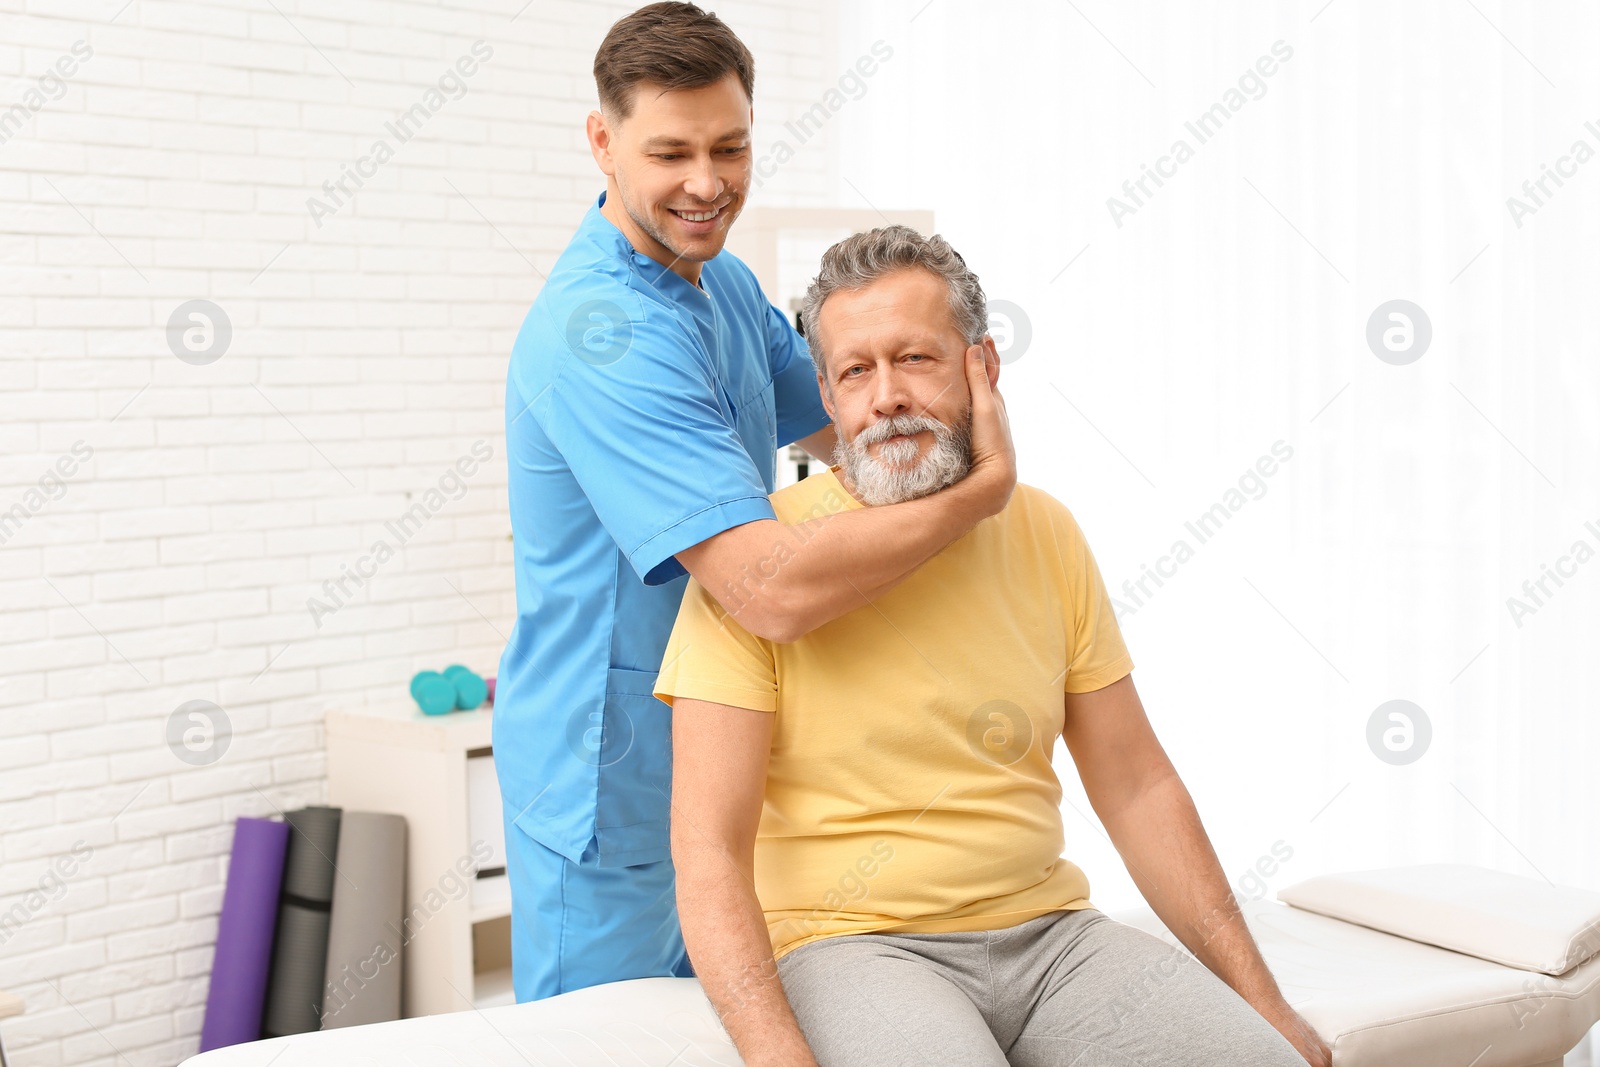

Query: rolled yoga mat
[
  {"left": 261, "top": 805, "right": 342, "bottom": 1038},
  {"left": 320, "top": 812, "right": 407, "bottom": 1028},
  {"left": 199, "top": 816, "right": 291, "bottom": 1051}
]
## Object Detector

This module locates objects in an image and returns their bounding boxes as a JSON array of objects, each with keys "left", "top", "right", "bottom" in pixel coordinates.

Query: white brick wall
[{"left": 0, "top": 1, "right": 839, "bottom": 1063}]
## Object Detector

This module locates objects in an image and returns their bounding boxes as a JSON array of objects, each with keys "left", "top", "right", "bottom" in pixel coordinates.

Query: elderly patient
[{"left": 653, "top": 226, "right": 1327, "bottom": 1067}]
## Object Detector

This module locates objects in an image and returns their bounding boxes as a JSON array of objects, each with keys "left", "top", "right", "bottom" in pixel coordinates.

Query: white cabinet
[{"left": 325, "top": 704, "right": 514, "bottom": 1017}]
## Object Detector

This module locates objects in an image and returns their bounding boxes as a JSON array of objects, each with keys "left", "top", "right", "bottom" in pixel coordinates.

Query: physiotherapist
[{"left": 495, "top": 0, "right": 1018, "bottom": 1002}]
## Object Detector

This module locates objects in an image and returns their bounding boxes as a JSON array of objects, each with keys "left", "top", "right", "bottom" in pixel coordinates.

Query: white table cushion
[
  {"left": 180, "top": 895, "right": 1600, "bottom": 1067},
  {"left": 1111, "top": 897, "right": 1600, "bottom": 1067},
  {"left": 181, "top": 977, "right": 739, "bottom": 1066},
  {"left": 1276, "top": 864, "right": 1600, "bottom": 976}
]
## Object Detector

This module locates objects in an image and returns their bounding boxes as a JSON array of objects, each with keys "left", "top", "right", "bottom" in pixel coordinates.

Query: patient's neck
[{"left": 829, "top": 464, "right": 870, "bottom": 508}]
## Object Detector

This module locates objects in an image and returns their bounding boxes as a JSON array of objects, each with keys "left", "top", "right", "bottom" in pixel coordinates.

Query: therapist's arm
[
  {"left": 678, "top": 344, "right": 1014, "bottom": 643},
  {"left": 672, "top": 697, "right": 819, "bottom": 1067},
  {"left": 1061, "top": 674, "right": 1331, "bottom": 1067},
  {"left": 792, "top": 422, "right": 838, "bottom": 464}
]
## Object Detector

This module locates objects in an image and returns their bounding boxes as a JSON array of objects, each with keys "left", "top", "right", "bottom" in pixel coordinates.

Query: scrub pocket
[
  {"left": 725, "top": 377, "right": 778, "bottom": 484},
  {"left": 592, "top": 665, "right": 673, "bottom": 867}
]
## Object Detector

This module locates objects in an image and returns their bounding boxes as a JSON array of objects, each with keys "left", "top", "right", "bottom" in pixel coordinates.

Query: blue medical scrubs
[{"left": 495, "top": 191, "right": 831, "bottom": 1001}]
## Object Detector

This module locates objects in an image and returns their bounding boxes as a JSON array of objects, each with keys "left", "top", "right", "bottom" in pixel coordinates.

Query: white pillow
[{"left": 1276, "top": 863, "right": 1600, "bottom": 975}]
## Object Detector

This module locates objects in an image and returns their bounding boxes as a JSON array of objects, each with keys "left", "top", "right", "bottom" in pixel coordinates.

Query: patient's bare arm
[
  {"left": 1062, "top": 674, "right": 1331, "bottom": 1066},
  {"left": 671, "top": 697, "right": 819, "bottom": 1067},
  {"left": 1062, "top": 675, "right": 1282, "bottom": 989}
]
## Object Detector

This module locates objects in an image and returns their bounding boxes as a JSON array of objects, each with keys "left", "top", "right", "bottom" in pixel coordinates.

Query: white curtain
[{"left": 830, "top": 0, "right": 1599, "bottom": 922}]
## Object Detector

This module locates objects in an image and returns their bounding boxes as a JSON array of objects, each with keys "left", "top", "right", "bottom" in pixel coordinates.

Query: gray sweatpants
[{"left": 775, "top": 907, "right": 1307, "bottom": 1067}]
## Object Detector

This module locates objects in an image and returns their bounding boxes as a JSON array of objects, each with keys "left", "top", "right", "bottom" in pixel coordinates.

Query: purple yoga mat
[{"left": 200, "top": 816, "right": 290, "bottom": 1051}]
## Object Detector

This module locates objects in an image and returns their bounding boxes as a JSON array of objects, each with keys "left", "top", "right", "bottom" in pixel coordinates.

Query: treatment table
[{"left": 181, "top": 864, "right": 1600, "bottom": 1066}]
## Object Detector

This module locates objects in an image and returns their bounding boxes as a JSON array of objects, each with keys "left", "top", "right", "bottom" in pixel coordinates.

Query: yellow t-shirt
[{"left": 653, "top": 467, "right": 1135, "bottom": 961}]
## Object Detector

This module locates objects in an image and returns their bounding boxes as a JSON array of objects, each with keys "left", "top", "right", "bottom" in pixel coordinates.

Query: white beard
[{"left": 836, "top": 407, "right": 973, "bottom": 506}]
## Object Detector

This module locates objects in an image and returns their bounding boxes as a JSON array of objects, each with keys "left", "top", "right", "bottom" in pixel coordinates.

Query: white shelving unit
[{"left": 325, "top": 703, "right": 511, "bottom": 1017}]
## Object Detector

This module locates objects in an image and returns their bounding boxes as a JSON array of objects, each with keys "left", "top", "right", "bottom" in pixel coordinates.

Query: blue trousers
[{"left": 503, "top": 802, "right": 694, "bottom": 1002}]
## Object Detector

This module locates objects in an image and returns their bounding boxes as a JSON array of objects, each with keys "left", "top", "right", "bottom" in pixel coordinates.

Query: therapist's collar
[
  {"left": 592, "top": 189, "right": 710, "bottom": 294},
  {"left": 592, "top": 190, "right": 710, "bottom": 295}
]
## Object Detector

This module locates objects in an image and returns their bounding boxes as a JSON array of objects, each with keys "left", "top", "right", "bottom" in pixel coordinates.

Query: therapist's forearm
[
  {"left": 1101, "top": 774, "right": 1286, "bottom": 1007},
  {"left": 725, "top": 472, "right": 999, "bottom": 642},
  {"left": 792, "top": 423, "right": 838, "bottom": 464},
  {"left": 675, "top": 852, "right": 818, "bottom": 1067}
]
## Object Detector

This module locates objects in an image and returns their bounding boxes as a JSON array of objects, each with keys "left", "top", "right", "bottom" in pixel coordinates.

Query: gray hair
[{"left": 799, "top": 225, "right": 987, "bottom": 378}]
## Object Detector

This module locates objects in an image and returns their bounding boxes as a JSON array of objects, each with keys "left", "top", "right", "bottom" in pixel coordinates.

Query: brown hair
[{"left": 593, "top": 2, "right": 755, "bottom": 121}]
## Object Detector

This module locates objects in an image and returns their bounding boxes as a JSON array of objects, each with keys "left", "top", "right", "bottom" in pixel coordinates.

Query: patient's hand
[
  {"left": 1253, "top": 995, "right": 1332, "bottom": 1067},
  {"left": 964, "top": 341, "right": 1015, "bottom": 516}
]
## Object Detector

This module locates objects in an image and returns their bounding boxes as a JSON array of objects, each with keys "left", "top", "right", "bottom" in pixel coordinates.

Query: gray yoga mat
[
  {"left": 321, "top": 812, "right": 407, "bottom": 1028},
  {"left": 261, "top": 805, "right": 342, "bottom": 1038}
]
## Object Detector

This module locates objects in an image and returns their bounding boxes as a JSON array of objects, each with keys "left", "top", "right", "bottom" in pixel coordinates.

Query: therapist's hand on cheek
[{"left": 961, "top": 335, "right": 1015, "bottom": 513}]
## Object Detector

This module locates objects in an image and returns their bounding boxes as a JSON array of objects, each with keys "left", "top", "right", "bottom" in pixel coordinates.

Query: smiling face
[
  {"left": 587, "top": 72, "right": 752, "bottom": 284},
  {"left": 813, "top": 267, "right": 998, "bottom": 505}
]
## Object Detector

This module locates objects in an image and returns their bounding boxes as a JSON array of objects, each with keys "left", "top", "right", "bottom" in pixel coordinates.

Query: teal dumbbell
[
  {"left": 443, "top": 665, "right": 489, "bottom": 710},
  {"left": 410, "top": 671, "right": 457, "bottom": 716}
]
